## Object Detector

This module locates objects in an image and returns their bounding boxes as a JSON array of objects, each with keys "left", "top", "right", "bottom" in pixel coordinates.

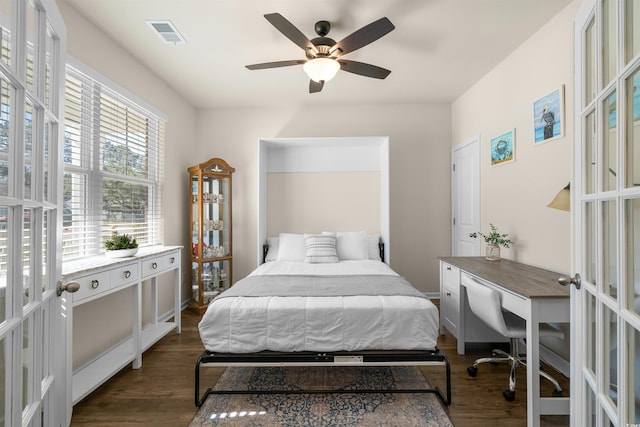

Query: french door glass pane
[
  {"left": 0, "top": 77, "right": 11, "bottom": 197},
  {"left": 603, "top": 0, "right": 617, "bottom": 86},
  {"left": 587, "top": 291, "right": 597, "bottom": 374},
  {"left": 25, "top": 0, "right": 36, "bottom": 94},
  {"left": 603, "top": 200, "right": 618, "bottom": 299},
  {"left": 586, "top": 111, "right": 597, "bottom": 194},
  {"left": 603, "top": 304, "right": 618, "bottom": 406},
  {"left": 629, "top": 326, "right": 640, "bottom": 423},
  {"left": 24, "top": 102, "right": 33, "bottom": 200},
  {"left": 586, "top": 201, "right": 597, "bottom": 284},
  {"left": 586, "top": 18, "right": 597, "bottom": 106},
  {"left": 0, "top": 205, "right": 6, "bottom": 324},
  {"left": 23, "top": 208, "right": 32, "bottom": 306},
  {"left": 22, "top": 316, "right": 30, "bottom": 413},
  {"left": 626, "top": 70, "right": 640, "bottom": 188},
  {"left": 604, "top": 92, "right": 617, "bottom": 192},
  {"left": 627, "top": 198, "right": 640, "bottom": 315},
  {"left": 626, "top": 0, "right": 640, "bottom": 64},
  {"left": 41, "top": 210, "right": 48, "bottom": 292},
  {"left": 586, "top": 380, "right": 596, "bottom": 427},
  {"left": 0, "top": 0, "right": 12, "bottom": 68},
  {"left": 44, "top": 25, "right": 55, "bottom": 110},
  {"left": 43, "top": 117, "right": 51, "bottom": 201}
]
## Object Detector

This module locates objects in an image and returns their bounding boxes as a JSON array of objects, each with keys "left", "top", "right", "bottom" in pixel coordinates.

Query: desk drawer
[
  {"left": 109, "top": 263, "right": 139, "bottom": 289},
  {"left": 441, "top": 281, "right": 459, "bottom": 336},
  {"left": 72, "top": 271, "right": 112, "bottom": 303},
  {"left": 442, "top": 263, "right": 460, "bottom": 286}
]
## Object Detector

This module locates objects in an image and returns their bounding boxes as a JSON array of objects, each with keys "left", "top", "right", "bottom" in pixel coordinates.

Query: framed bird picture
[
  {"left": 490, "top": 129, "right": 515, "bottom": 166},
  {"left": 534, "top": 86, "right": 564, "bottom": 144}
]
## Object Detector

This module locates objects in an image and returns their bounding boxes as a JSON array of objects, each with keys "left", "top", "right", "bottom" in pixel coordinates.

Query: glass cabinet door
[{"left": 188, "top": 158, "right": 234, "bottom": 313}]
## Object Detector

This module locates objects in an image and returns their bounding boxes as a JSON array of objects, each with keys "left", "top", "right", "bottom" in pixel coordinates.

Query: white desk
[{"left": 439, "top": 257, "right": 570, "bottom": 427}]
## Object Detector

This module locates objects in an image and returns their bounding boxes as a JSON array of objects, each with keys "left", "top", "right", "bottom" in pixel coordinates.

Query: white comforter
[{"left": 198, "top": 260, "right": 439, "bottom": 353}]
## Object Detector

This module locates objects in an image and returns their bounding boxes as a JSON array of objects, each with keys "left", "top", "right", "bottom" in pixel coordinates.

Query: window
[{"left": 63, "top": 62, "right": 165, "bottom": 259}]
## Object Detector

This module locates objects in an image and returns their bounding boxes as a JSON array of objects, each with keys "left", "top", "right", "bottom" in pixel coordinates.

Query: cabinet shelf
[{"left": 188, "top": 158, "right": 235, "bottom": 314}]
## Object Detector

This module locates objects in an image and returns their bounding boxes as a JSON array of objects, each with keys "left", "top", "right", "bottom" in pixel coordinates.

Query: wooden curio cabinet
[{"left": 188, "top": 158, "right": 234, "bottom": 314}]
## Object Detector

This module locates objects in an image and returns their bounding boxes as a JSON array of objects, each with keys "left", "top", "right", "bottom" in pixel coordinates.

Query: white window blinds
[{"left": 63, "top": 65, "right": 165, "bottom": 259}]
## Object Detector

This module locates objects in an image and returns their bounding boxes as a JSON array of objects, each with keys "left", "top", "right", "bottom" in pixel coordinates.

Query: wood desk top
[{"left": 439, "top": 256, "right": 570, "bottom": 300}]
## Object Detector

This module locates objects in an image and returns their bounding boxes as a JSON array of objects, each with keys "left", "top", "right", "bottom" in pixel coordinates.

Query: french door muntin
[
  {"left": 574, "top": 0, "right": 640, "bottom": 425},
  {"left": 0, "top": 0, "right": 66, "bottom": 426}
]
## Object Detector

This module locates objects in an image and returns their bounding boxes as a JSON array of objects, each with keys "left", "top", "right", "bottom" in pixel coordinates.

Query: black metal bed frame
[{"left": 195, "top": 349, "right": 451, "bottom": 408}]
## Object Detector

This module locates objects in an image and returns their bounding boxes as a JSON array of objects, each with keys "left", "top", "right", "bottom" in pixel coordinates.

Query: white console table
[{"left": 62, "top": 245, "right": 182, "bottom": 404}]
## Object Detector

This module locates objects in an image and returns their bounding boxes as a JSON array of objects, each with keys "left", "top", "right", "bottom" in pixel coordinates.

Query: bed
[{"left": 195, "top": 232, "right": 450, "bottom": 407}]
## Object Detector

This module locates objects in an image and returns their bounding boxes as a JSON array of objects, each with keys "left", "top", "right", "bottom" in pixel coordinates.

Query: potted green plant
[
  {"left": 104, "top": 231, "right": 139, "bottom": 258},
  {"left": 469, "top": 223, "right": 512, "bottom": 261}
]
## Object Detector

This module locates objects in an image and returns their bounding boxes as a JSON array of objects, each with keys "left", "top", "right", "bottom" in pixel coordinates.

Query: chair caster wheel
[
  {"left": 503, "top": 390, "right": 516, "bottom": 401},
  {"left": 467, "top": 366, "right": 478, "bottom": 377},
  {"left": 552, "top": 389, "right": 563, "bottom": 397}
]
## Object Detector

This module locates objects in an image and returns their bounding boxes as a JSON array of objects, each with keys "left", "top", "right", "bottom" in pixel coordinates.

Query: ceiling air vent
[{"left": 146, "top": 20, "right": 186, "bottom": 44}]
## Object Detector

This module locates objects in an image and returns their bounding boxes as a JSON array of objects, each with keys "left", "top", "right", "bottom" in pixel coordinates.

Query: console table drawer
[
  {"left": 109, "top": 263, "right": 139, "bottom": 289},
  {"left": 141, "top": 256, "right": 164, "bottom": 277},
  {"left": 73, "top": 271, "right": 112, "bottom": 303},
  {"left": 164, "top": 252, "right": 179, "bottom": 269}
]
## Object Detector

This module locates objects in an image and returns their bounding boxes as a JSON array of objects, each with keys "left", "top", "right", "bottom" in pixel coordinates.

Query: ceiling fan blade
[
  {"left": 309, "top": 79, "right": 324, "bottom": 93},
  {"left": 338, "top": 60, "right": 391, "bottom": 79},
  {"left": 245, "top": 59, "right": 306, "bottom": 70},
  {"left": 264, "top": 13, "right": 318, "bottom": 54},
  {"left": 331, "top": 17, "right": 395, "bottom": 56}
]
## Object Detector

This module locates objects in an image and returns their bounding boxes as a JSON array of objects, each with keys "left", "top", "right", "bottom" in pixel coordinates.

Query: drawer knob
[
  {"left": 124, "top": 270, "right": 131, "bottom": 278},
  {"left": 446, "top": 266, "right": 451, "bottom": 271},
  {"left": 446, "top": 292, "right": 451, "bottom": 296},
  {"left": 91, "top": 280, "right": 99, "bottom": 289},
  {"left": 169, "top": 257, "right": 175, "bottom": 264},
  {"left": 152, "top": 262, "right": 158, "bottom": 269}
]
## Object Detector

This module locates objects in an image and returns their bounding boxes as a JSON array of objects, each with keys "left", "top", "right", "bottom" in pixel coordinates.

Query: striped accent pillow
[{"left": 304, "top": 234, "right": 339, "bottom": 263}]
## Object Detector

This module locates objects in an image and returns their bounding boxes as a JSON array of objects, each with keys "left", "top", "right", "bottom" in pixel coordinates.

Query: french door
[
  {"left": 0, "top": 0, "right": 68, "bottom": 426},
  {"left": 573, "top": 0, "right": 640, "bottom": 425}
]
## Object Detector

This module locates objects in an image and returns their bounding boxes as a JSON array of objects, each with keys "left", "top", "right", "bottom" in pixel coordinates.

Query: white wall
[
  {"left": 58, "top": 0, "right": 198, "bottom": 368},
  {"left": 195, "top": 104, "right": 452, "bottom": 292},
  {"left": 451, "top": 0, "right": 580, "bottom": 274}
]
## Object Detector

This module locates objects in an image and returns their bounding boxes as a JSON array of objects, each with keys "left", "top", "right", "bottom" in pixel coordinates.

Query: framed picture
[
  {"left": 534, "top": 86, "right": 564, "bottom": 144},
  {"left": 490, "top": 129, "right": 515, "bottom": 166}
]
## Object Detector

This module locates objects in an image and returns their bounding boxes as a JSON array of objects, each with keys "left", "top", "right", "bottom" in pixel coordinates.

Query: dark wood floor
[{"left": 70, "top": 307, "right": 570, "bottom": 426}]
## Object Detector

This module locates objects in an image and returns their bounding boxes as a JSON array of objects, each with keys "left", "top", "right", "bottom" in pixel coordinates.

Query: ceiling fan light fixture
[{"left": 303, "top": 57, "right": 340, "bottom": 82}]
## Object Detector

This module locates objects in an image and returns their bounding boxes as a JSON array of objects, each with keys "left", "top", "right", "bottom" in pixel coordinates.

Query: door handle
[
  {"left": 57, "top": 280, "right": 80, "bottom": 297},
  {"left": 558, "top": 273, "right": 581, "bottom": 290}
]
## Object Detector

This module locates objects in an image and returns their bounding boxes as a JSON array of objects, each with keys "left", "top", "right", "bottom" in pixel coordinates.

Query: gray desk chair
[{"left": 463, "top": 275, "right": 564, "bottom": 401}]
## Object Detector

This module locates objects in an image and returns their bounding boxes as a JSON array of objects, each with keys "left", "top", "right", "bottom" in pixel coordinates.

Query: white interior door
[
  {"left": 573, "top": 0, "right": 640, "bottom": 425},
  {"left": 0, "top": 0, "right": 68, "bottom": 426},
  {"left": 452, "top": 136, "right": 480, "bottom": 256}
]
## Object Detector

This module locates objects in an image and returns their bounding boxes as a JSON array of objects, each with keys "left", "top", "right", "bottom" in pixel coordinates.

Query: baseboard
[{"left": 423, "top": 292, "right": 440, "bottom": 299}]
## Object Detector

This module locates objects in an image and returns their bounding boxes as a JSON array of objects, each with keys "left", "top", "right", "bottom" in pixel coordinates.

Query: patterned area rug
[{"left": 190, "top": 366, "right": 453, "bottom": 426}]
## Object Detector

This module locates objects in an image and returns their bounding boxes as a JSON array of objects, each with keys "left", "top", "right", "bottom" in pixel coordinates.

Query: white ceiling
[{"left": 65, "top": 0, "right": 573, "bottom": 109}]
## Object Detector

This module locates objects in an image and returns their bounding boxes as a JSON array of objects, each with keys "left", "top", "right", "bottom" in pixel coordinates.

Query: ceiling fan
[{"left": 245, "top": 13, "right": 395, "bottom": 93}]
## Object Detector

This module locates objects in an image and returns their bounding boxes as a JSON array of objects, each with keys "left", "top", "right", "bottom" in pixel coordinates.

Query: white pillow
[
  {"left": 265, "top": 237, "right": 279, "bottom": 262},
  {"left": 334, "top": 231, "right": 369, "bottom": 260},
  {"left": 304, "top": 234, "right": 339, "bottom": 263},
  {"left": 276, "top": 233, "right": 306, "bottom": 262},
  {"left": 368, "top": 234, "right": 381, "bottom": 261}
]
